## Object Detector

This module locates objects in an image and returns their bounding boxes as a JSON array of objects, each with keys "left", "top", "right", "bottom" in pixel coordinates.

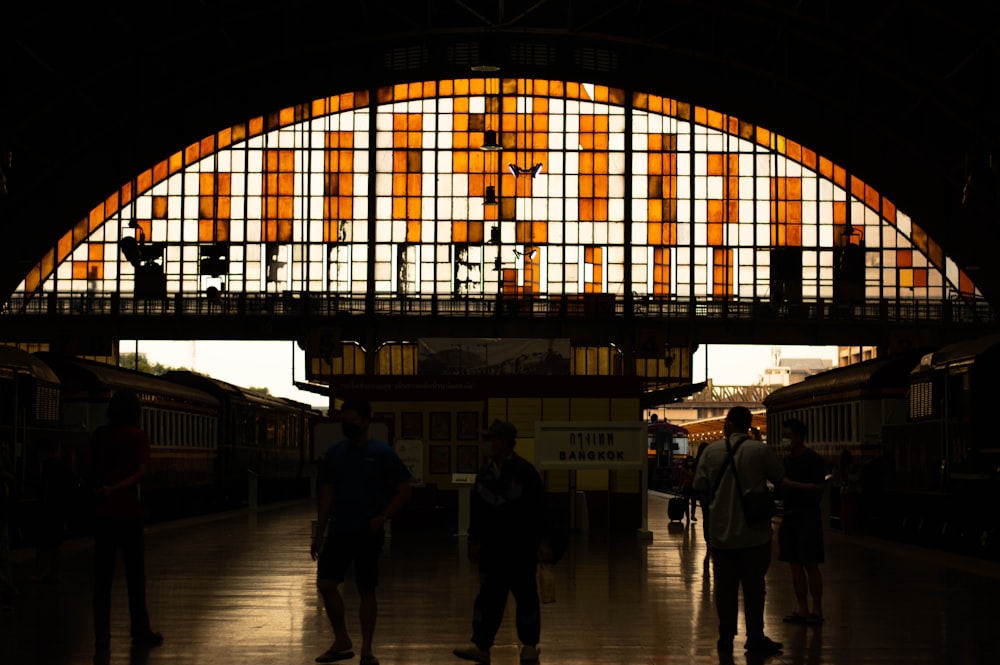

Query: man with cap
[{"left": 454, "top": 419, "right": 551, "bottom": 664}]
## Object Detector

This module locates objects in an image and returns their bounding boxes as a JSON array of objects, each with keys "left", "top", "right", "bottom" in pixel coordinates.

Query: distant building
[
  {"left": 756, "top": 347, "right": 834, "bottom": 387},
  {"left": 838, "top": 345, "right": 878, "bottom": 366}
]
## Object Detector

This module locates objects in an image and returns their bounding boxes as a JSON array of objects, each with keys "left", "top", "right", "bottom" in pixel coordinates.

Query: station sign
[{"left": 534, "top": 421, "right": 646, "bottom": 470}]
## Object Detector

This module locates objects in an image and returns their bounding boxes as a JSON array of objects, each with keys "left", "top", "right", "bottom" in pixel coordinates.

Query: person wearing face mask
[
  {"left": 776, "top": 418, "right": 828, "bottom": 627},
  {"left": 454, "top": 419, "right": 550, "bottom": 665},
  {"left": 310, "top": 400, "right": 412, "bottom": 665}
]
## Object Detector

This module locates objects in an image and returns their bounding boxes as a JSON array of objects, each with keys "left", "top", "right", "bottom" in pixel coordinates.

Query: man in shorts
[
  {"left": 777, "top": 418, "right": 828, "bottom": 626},
  {"left": 310, "top": 400, "right": 412, "bottom": 665}
]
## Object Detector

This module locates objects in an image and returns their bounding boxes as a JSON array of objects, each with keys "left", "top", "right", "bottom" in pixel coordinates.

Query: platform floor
[{"left": 2, "top": 493, "right": 999, "bottom": 665}]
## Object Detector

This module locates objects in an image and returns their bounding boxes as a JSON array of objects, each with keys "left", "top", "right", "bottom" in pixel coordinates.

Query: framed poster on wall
[
  {"left": 457, "top": 411, "right": 479, "bottom": 440},
  {"left": 401, "top": 412, "right": 423, "bottom": 439},
  {"left": 430, "top": 412, "right": 451, "bottom": 441},
  {"left": 429, "top": 445, "right": 451, "bottom": 474}
]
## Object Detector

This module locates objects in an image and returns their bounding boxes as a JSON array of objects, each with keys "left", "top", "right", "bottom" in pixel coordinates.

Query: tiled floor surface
[{"left": 2, "top": 494, "right": 998, "bottom": 665}]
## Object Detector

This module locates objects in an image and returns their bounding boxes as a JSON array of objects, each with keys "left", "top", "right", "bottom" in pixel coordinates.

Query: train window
[{"left": 910, "top": 380, "right": 932, "bottom": 419}]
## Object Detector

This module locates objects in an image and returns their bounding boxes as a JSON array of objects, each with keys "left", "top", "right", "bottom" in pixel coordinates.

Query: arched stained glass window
[{"left": 16, "top": 78, "right": 982, "bottom": 308}]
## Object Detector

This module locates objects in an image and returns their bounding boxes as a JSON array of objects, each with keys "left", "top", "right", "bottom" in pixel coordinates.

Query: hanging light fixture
[
  {"left": 477, "top": 67, "right": 501, "bottom": 205},
  {"left": 484, "top": 185, "right": 498, "bottom": 205},
  {"left": 481, "top": 129, "right": 501, "bottom": 152}
]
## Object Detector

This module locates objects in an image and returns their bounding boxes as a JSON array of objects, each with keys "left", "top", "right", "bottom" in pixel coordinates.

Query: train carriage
[
  {"left": 162, "top": 370, "right": 319, "bottom": 505},
  {"left": 882, "top": 334, "right": 1000, "bottom": 556},
  {"left": 763, "top": 350, "right": 924, "bottom": 467},
  {"left": 34, "top": 352, "right": 222, "bottom": 518}
]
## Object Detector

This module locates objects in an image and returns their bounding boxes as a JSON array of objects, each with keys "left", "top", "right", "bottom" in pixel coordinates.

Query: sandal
[
  {"left": 782, "top": 612, "right": 807, "bottom": 624},
  {"left": 315, "top": 649, "right": 355, "bottom": 663}
]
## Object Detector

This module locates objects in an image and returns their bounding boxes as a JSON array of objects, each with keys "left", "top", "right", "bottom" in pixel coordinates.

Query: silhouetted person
[
  {"left": 693, "top": 406, "right": 785, "bottom": 656},
  {"left": 310, "top": 400, "right": 412, "bottom": 665},
  {"left": 693, "top": 441, "right": 710, "bottom": 544},
  {"left": 91, "top": 389, "right": 162, "bottom": 654},
  {"left": 838, "top": 450, "right": 862, "bottom": 534},
  {"left": 679, "top": 455, "right": 697, "bottom": 522},
  {"left": 454, "top": 419, "right": 551, "bottom": 665},
  {"left": 777, "top": 418, "right": 827, "bottom": 625}
]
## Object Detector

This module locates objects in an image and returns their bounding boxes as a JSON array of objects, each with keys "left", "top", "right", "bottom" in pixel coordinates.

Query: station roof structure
[{"left": 2, "top": 1, "right": 999, "bottom": 305}]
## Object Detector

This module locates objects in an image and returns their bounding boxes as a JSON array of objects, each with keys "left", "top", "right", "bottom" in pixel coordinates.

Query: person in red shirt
[{"left": 91, "top": 389, "right": 162, "bottom": 655}]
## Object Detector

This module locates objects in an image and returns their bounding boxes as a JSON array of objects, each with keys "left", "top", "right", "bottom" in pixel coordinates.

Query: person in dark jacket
[{"left": 454, "top": 419, "right": 551, "bottom": 665}]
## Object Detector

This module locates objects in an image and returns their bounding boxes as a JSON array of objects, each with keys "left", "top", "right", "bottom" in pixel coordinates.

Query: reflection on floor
[{"left": 2, "top": 494, "right": 999, "bottom": 665}]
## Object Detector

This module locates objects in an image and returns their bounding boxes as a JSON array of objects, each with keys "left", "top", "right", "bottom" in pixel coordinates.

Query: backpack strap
[{"left": 711, "top": 435, "right": 749, "bottom": 498}]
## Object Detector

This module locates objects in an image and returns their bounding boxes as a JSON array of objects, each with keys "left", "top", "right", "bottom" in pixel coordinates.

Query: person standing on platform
[
  {"left": 776, "top": 418, "right": 827, "bottom": 626},
  {"left": 90, "top": 389, "right": 163, "bottom": 654},
  {"left": 693, "top": 441, "right": 710, "bottom": 545},
  {"left": 693, "top": 406, "right": 785, "bottom": 656},
  {"left": 838, "top": 449, "right": 862, "bottom": 534},
  {"left": 454, "top": 419, "right": 551, "bottom": 665},
  {"left": 311, "top": 399, "right": 412, "bottom": 665},
  {"left": 678, "top": 455, "right": 697, "bottom": 523}
]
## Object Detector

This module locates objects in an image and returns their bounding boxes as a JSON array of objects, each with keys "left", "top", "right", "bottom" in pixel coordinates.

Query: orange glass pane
[
  {"left": 755, "top": 126, "right": 770, "bottom": 147},
  {"left": 198, "top": 219, "right": 217, "bottom": 242},
  {"left": 883, "top": 199, "right": 896, "bottom": 224},
  {"left": 707, "top": 201, "right": 724, "bottom": 224},
  {"left": 899, "top": 269, "right": 913, "bottom": 288},
  {"left": 648, "top": 173, "right": 663, "bottom": 199},
  {"left": 579, "top": 198, "right": 594, "bottom": 221},
  {"left": 897, "top": 250, "right": 912, "bottom": 267},
  {"left": 279, "top": 173, "right": 295, "bottom": 195},
  {"left": 818, "top": 157, "right": 833, "bottom": 179},
  {"left": 865, "top": 184, "right": 879, "bottom": 210},
  {"left": 594, "top": 199, "right": 608, "bottom": 220},
  {"left": 833, "top": 202, "right": 847, "bottom": 224},
  {"left": 407, "top": 198, "right": 421, "bottom": 222},
  {"left": 452, "top": 222, "right": 468, "bottom": 243},
  {"left": 199, "top": 195, "right": 215, "bottom": 219},
  {"left": 167, "top": 152, "right": 182, "bottom": 177},
  {"left": 72, "top": 219, "right": 88, "bottom": 244},
  {"left": 707, "top": 221, "right": 724, "bottom": 245},
  {"left": 707, "top": 154, "right": 724, "bottom": 176},
  {"left": 467, "top": 221, "right": 484, "bottom": 244},
  {"left": 522, "top": 221, "right": 545, "bottom": 244},
  {"left": 786, "top": 225, "right": 802, "bottom": 246},
  {"left": 800, "top": 147, "right": 817, "bottom": 169},
  {"left": 648, "top": 220, "right": 663, "bottom": 243}
]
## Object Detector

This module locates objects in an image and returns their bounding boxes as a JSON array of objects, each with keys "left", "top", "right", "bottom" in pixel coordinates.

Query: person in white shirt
[{"left": 693, "top": 407, "right": 785, "bottom": 656}]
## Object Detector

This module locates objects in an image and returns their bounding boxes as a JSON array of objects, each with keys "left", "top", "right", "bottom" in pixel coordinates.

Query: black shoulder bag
[{"left": 713, "top": 436, "right": 777, "bottom": 525}]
